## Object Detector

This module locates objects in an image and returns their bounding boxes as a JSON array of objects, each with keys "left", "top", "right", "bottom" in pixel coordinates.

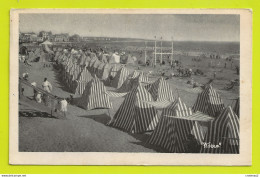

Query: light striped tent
[
  {"left": 76, "top": 67, "right": 93, "bottom": 82},
  {"left": 111, "top": 66, "right": 130, "bottom": 89},
  {"left": 146, "top": 77, "right": 175, "bottom": 101},
  {"left": 78, "top": 75, "right": 113, "bottom": 110},
  {"left": 92, "top": 59, "right": 102, "bottom": 74},
  {"left": 201, "top": 106, "right": 239, "bottom": 154},
  {"left": 71, "top": 65, "right": 82, "bottom": 81},
  {"left": 192, "top": 84, "right": 225, "bottom": 117},
  {"left": 148, "top": 97, "right": 212, "bottom": 153},
  {"left": 84, "top": 56, "right": 91, "bottom": 67},
  {"left": 109, "top": 83, "right": 159, "bottom": 133},
  {"left": 130, "top": 70, "right": 140, "bottom": 79},
  {"left": 109, "top": 64, "right": 121, "bottom": 78},
  {"left": 72, "top": 80, "right": 88, "bottom": 95},
  {"left": 233, "top": 98, "right": 239, "bottom": 117},
  {"left": 88, "top": 58, "right": 98, "bottom": 73},
  {"left": 78, "top": 53, "right": 87, "bottom": 66},
  {"left": 118, "top": 72, "right": 150, "bottom": 92}
]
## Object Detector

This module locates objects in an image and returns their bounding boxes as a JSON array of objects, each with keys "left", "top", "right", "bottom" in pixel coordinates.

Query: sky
[{"left": 19, "top": 14, "right": 240, "bottom": 42}]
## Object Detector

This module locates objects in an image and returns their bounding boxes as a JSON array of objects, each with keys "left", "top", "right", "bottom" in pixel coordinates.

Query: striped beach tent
[
  {"left": 72, "top": 80, "right": 88, "bottom": 95},
  {"left": 201, "top": 106, "right": 239, "bottom": 154},
  {"left": 148, "top": 97, "right": 212, "bottom": 153},
  {"left": 130, "top": 70, "right": 140, "bottom": 79},
  {"left": 98, "top": 63, "right": 111, "bottom": 81},
  {"left": 109, "top": 64, "right": 121, "bottom": 78},
  {"left": 97, "top": 62, "right": 106, "bottom": 79},
  {"left": 109, "top": 83, "right": 159, "bottom": 133},
  {"left": 119, "top": 72, "right": 150, "bottom": 92},
  {"left": 192, "top": 84, "right": 225, "bottom": 117},
  {"left": 111, "top": 66, "right": 130, "bottom": 89},
  {"left": 76, "top": 67, "right": 93, "bottom": 82},
  {"left": 84, "top": 56, "right": 91, "bottom": 67},
  {"left": 78, "top": 53, "right": 87, "bottom": 66},
  {"left": 233, "top": 98, "right": 239, "bottom": 117},
  {"left": 146, "top": 77, "right": 175, "bottom": 101},
  {"left": 78, "top": 75, "right": 113, "bottom": 110},
  {"left": 88, "top": 58, "right": 98, "bottom": 73},
  {"left": 92, "top": 59, "right": 102, "bottom": 74},
  {"left": 71, "top": 65, "right": 82, "bottom": 81}
]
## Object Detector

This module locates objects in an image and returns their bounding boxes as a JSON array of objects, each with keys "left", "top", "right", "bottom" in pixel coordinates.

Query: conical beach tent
[
  {"left": 148, "top": 97, "right": 212, "bottom": 153},
  {"left": 146, "top": 77, "right": 175, "bottom": 101},
  {"left": 233, "top": 98, "right": 239, "bottom": 117},
  {"left": 109, "top": 64, "right": 120, "bottom": 78},
  {"left": 98, "top": 63, "right": 110, "bottom": 81},
  {"left": 78, "top": 75, "right": 113, "bottom": 110},
  {"left": 201, "top": 106, "right": 239, "bottom": 154},
  {"left": 118, "top": 72, "right": 149, "bottom": 92},
  {"left": 76, "top": 67, "right": 93, "bottom": 82},
  {"left": 71, "top": 67, "right": 93, "bottom": 94},
  {"left": 192, "top": 84, "right": 225, "bottom": 117},
  {"left": 126, "top": 54, "right": 135, "bottom": 65},
  {"left": 109, "top": 83, "right": 159, "bottom": 133},
  {"left": 111, "top": 66, "right": 130, "bottom": 88},
  {"left": 97, "top": 62, "right": 106, "bottom": 79}
]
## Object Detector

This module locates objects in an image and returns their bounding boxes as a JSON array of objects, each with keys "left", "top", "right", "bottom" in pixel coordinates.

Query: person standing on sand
[
  {"left": 42, "top": 78, "right": 52, "bottom": 93},
  {"left": 60, "top": 98, "right": 68, "bottom": 118},
  {"left": 214, "top": 72, "right": 217, "bottom": 79}
]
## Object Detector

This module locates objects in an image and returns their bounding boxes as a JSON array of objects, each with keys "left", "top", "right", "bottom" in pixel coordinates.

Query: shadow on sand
[
  {"left": 19, "top": 109, "right": 56, "bottom": 119},
  {"left": 79, "top": 113, "right": 111, "bottom": 125}
]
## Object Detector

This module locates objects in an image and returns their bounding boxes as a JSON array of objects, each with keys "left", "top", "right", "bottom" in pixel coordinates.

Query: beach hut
[
  {"left": 111, "top": 66, "right": 130, "bottom": 89},
  {"left": 78, "top": 75, "right": 113, "bottom": 110},
  {"left": 109, "top": 83, "right": 159, "bottom": 133},
  {"left": 147, "top": 97, "right": 213, "bottom": 153},
  {"left": 146, "top": 77, "right": 175, "bottom": 101},
  {"left": 201, "top": 106, "right": 239, "bottom": 154},
  {"left": 192, "top": 84, "right": 225, "bottom": 117}
]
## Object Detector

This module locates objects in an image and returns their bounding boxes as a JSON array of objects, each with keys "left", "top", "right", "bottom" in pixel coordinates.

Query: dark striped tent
[
  {"left": 192, "top": 84, "right": 225, "bottom": 117},
  {"left": 233, "top": 98, "right": 239, "bottom": 117},
  {"left": 98, "top": 63, "right": 111, "bottom": 81},
  {"left": 146, "top": 77, "right": 175, "bottom": 101},
  {"left": 201, "top": 106, "right": 239, "bottom": 154},
  {"left": 111, "top": 66, "right": 130, "bottom": 89},
  {"left": 148, "top": 97, "right": 213, "bottom": 153},
  {"left": 97, "top": 62, "right": 106, "bottom": 79},
  {"left": 109, "top": 83, "right": 159, "bottom": 133},
  {"left": 78, "top": 75, "right": 113, "bottom": 110}
]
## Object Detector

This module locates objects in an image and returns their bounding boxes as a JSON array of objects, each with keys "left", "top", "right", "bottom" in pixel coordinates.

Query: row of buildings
[{"left": 19, "top": 31, "right": 113, "bottom": 43}]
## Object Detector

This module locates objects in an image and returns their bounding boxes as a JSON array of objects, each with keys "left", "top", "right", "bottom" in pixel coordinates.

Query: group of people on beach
[{"left": 21, "top": 72, "right": 68, "bottom": 118}]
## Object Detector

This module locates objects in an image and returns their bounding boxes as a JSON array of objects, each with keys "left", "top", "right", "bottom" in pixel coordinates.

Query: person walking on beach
[{"left": 42, "top": 78, "right": 52, "bottom": 93}]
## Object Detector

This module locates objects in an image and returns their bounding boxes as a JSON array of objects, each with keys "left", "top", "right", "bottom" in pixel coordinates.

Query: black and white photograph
[{"left": 9, "top": 9, "right": 252, "bottom": 165}]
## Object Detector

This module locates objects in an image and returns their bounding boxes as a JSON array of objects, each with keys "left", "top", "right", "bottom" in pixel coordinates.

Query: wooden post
[
  {"left": 171, "top": 37, "right": 173, "bottom": 66},
  {"left": 160, "top": 37, "right": 163, "bottom": 65},
  {"left": 154, "top": 36, "right": 157, "bottom": 67},
  {"left": 144, "top": 41, "right": 147, "bottom": 66}
]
